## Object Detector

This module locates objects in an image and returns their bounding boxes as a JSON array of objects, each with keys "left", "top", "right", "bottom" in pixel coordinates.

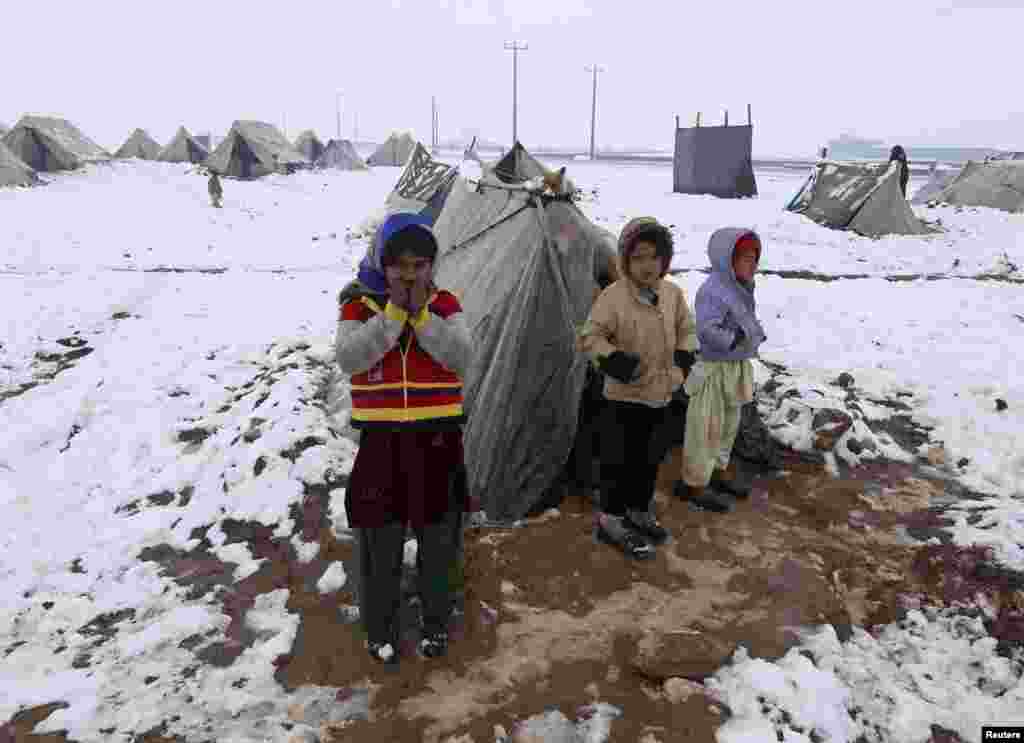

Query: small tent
[
  {"left": 2, "top": 115, "right": 110, "bottom": 172},
  {"left": 205, "top": 120, "right": 308, "bottom": 179},
  {"left": 294, "top": 130, "right": 325, "bottom": 163},
  {"left": 157, "top": 126, "right": 209, "bottom": 164},
  {"left": 114, "top": 128, "right": 161, "bottom": 160},
  {"left": 0, "top": 141, "right": 40, "bottom": 187},
  {"left": 911, "top": 166, "right": 961, "bottom": 205},
  {"left": 314, "top": 139, "right": 368, "bottom": 170},
  {"left": 0, "top": 123, "right": 8, "bottom": 138},
  {"left": 786, "top": 160, "right": 937, "bottom": 237},
  {"left": 928, "top": 160, "right": 1024, "bottom": 213},
  {"left": 367, "top": 131, "right": 416, "bottom": 166},
  {"left": 491, "top": 140, "right": 548, "bottom": 183},
  {"left": 673, "top": 122, "right": 757, "bottom": 197}
]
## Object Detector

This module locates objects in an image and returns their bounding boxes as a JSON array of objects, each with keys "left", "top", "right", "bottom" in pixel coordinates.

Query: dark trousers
[
  {"left": 356, "top": 511, "right": 459, "bottom": 645},
  {"left": 599, "top": 400, "right": 669, "bottom": 516}
]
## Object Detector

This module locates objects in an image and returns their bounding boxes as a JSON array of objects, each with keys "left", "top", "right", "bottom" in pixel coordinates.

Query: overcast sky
[{"left": 3, "top": 0, "right": 1022, "bottom": 157}]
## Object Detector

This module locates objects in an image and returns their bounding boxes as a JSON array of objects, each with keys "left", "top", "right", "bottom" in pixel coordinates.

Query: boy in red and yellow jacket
[{"left": 335, "top": 212, "right": 472, "bottom": 664}]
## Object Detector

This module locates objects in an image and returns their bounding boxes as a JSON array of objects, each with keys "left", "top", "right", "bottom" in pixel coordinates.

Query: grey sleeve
[
  {"left": 335, "top": 315, "right": 405, "bottom": 375},
  {"left": 414, "top": 311, "right": 473, "bottom": 379}
]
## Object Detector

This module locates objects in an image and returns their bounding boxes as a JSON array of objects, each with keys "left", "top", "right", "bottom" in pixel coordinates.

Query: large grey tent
[
  {"left": 0, "top": 141, "right": 40, "bottom": 187},
  {"left": 423, "top": 146, "right": 618, "bottom": 520},
  {"left": 673, "top": 123, "right": 757, "bottom": 197},
  {"left": 205, "top": 120, "right": 308, "bottom": 179},
  {"left": 911, "top": 166, "right": 961, "bottom": 205},
  {"left": 157, "top": 126, "right": 209, "bottom": 164},
  {"left": 367, "top": 131, "right": 416, "bottom": 166},
  {"left": 2, "top": 115, "right": 110, "bottom": 172},
  {"left": 314, "top": 139, "right": 368, "bottom": 170},
  {"left": 927, "top": 160, "right": 1024, "bottom": 213},
  {"left": 786, "top": 161, "right": 937, "bottom": 237},
  {"left": 295, "top": 130, "right": 325, "bottom": 163},
  {"left": 114, "top": 128, "right": 161, "bottom": 160}
]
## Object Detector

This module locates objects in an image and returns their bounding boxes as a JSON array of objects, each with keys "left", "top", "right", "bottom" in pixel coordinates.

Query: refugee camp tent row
[
  {"left": 673, "top": 118, "right": 758, "bottom": 198},
  {"left": 372, "top": 140, "right": 617, "bottom": 520},
  {"left": 786, "top": 160, "right": 937, "bottom": 237},
  {"left": 2, "top": 116, "right": 110, "bottom": 172},
  {"left": 0, "top": 140, "right": 40, "bottom": 187},
  {"left": 114, "top": 128, "right": 162, "bottom": 160},
  {"left": 206, "top": 120, "right": 308, "bottom": 179},
  {"left": 926, "top": 160, "right": 1024, "bottom": 213},
  {"left": 157, "top": 126, "right": 209, "bottom": 164},
  {"left": 294, "top": 130, "right": 326, "bottom": 163},
  {"left": 314, "top": 139, "right": 368, "bottom": 171},
  {"left": 367, "top": 131, "right": 417, "bottom": 167}
]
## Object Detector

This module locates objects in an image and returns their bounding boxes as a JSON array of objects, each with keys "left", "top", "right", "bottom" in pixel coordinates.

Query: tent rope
[{"left": 447, "top": 201, "right": 535, "bottom": 254}]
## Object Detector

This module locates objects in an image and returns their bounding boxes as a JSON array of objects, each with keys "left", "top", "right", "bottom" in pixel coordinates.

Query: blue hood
[{"left": 357, "top": 212, "right": 438, "bottom": 293}]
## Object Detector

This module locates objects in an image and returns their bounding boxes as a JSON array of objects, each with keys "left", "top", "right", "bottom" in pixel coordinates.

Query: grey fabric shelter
[
  {"left": 424, "top": 150, "right": 618, "bottom": 521},
  {"left": 0, "top": 141, "right": 40, "bottom": 187},
  {"left": 295, "top": 130, "right": 325, "bottom": 163},
  {"left": 367, "top": 131, "right": 416, "bottom": 166},
  {"left": 491, "top": 141, "right": 548, "bottom": 183},
  {"left": 673, "top": 124, "right": 757, "bottom": 197},
  {"left": 2, "top": 115, "right": 110, "bottom": 172},
  {"left": 787, "top": 161, "right": 936, "bottom": 237},
  {"left": 114, "top": 128, "right": 161, "bottom": 160},
  {"left": 314, "top": 139, "right": 368, "bottom": 170},
  {"left": 929, "top": 160, "right": 1024, "bottom": 213},
  {"left": 911, "top": 167, "right": 961, "bottom": 205},
  {"left": 206, "top": 120, "right": 308, "bottom": 179},
  {"left": 0, "top": 123, "right": 8, "bottom": 138},
  {"left": 194, "top": 134, "right": 211, "bottom": 151},
  {"left": 157, "top": 126, "right": 209, "bottom": 164}
]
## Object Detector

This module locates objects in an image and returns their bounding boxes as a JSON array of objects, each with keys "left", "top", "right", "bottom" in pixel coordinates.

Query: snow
[{"left": 1, "top": 158, "right": 1022, "bottom": 740}]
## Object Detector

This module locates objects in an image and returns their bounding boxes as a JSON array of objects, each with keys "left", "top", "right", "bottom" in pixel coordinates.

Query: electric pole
[
  {"left": 504, "top": 41, "right": 528, "bottom": 145},
  {"left": 335, "top": 92, "right": 342, "bottom": 140},
  {"left": 585, "top": 64, "right": 604, "bottom": 160}
]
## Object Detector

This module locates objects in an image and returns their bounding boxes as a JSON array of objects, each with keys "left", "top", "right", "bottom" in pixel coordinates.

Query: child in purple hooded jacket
[{"left": 677, "top": 229, "right": 766, "bottom": 512}]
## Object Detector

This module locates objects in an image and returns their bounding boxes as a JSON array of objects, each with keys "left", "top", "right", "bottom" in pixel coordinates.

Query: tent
[
  {"left": 0, "top": 123, "right": 8, "bottom": 138},
  {"left": 384, "top": 141, "right": 458, "bottom": 222},
  {"left": 423, "top": 145, "right": 618, "bottom": 520},
  {"left": 295, "top": 130, "right": 325, "bottom": 163},
  {"left": 157, "top": 126, "right": 209, "bottom": 164},
  {"left": 314, "top": 138, "right": 368, "bottom": 170},
  {"left": 0, "top": 141, "right": 40, "bottom": 187},
  {"left": 194, "top": 134, "right": 211, "bottom": 151},
  {"left": 2, "top": 115, "right": 110, "bottom": 172},
  {"left": 927, "top": 160, "right": 1024, "bottom": 213},
  {"left": 367, "top": 131, "right": 416, "bottom": 166},
  {"left": 491, "top": 140, "right": 548, "bottom": 183},
  {"left": 673, "top": 123, "right": 757, "bottom": 198},
  {"left": 205, "top": 120, "right": 309, "bottom": 179},
  {"left": 114, "top": 128, "right": 161, "bottom": 160},
  {"left": 911, "top": 166, "right": 961, "bottom": 205},
  {"left": 786, "top": 160, "right": 937, "bottom": 237}
]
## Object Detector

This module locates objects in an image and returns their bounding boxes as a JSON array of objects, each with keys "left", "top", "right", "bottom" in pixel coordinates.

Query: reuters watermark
[{"left": 983, "top": 728, "right": 1024, "bottom": 741}]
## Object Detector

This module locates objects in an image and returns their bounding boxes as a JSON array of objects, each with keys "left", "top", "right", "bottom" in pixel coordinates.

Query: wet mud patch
[{"left": 0, "top": 702, "right": 72, "bottom": 742}]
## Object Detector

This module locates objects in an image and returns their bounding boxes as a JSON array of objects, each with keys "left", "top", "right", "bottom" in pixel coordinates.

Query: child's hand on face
[
  {"left": 408, "top": 265, "right": 433, "bottom": 314},
  {"left": 385, "top": 266, "right": 411, "bottom": 310}
]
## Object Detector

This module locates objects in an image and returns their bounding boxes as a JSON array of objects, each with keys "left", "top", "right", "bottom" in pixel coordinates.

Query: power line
[
  {"left": 585, "top": 65, "right": 604, "bottom": 160},
  {"left": 503, "top": 41, "right": 528, "bottom": 145}
]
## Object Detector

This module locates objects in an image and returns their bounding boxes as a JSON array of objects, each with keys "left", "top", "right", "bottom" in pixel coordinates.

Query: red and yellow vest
[{"left": 341, "top": 290, "right": 465, "bottom": 430}]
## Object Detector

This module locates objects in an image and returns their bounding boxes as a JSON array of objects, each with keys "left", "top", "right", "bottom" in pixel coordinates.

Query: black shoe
[
  {"left": 673, "top": 482, "right": 734, "bottom": 513},
  {"left": 419, "top": 631, "right": 448, "bottom": 658},
  {"left": 625, "top": 509, "right": 670, "bottom": 545},
  {"left": 596, "top": 517, "right": 656, "bottom": 560},
  {"left": 367, "top": 640, "right": 399, "bottom": 664}
]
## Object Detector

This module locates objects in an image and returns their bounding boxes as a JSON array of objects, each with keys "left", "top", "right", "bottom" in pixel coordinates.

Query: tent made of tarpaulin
[
  {"left": 314, "top": 139, "right": 368, "bottom": 171},
  {"left": 157, "top": 126, "right": 209, "bottom": 164},
  {"left": 114, "top": 128, "right": 161, "bottom": 160},
  {"left": 491, "top": 141, "right": 548, "bottom": 183},
  {"left": 206, "top": 120, "right": 309, "bottom": 179},
  {"left": 2, "top": 115, "right": 110, "bottom": 172},
  {"left": 0, "top": 123, "right": 8, "bottom": 138},
  {"left": 367, "top": 131, "right": 416, "bottom": 166},
  {"left": 911, "top": 167, "right": 961, "bottom": 205},
  {"left": 0, "top": 141, "right": 40, "bottom": 187},
  {"left": 428, "top": 169, "right": 618, "bottom": 521},
  {"left": 786, "top": 160, "right": 936, "bottom": 237},
  {"left": 295, "top": 130, "right": 325, "bottom": 163},
  {"left": 929, "top": 160, "right": 1024, "bottom": 213},
  {"left": 673, "top": 124, "right": 757, "bottom": 198},
  {"left": 384, "top": 141, "right": 458, "bottom": 222}
]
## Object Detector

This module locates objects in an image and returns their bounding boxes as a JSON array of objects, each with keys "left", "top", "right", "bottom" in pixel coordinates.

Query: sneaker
[
  {"left": 673, "top": 482, "right": 734, "bottom": 513},
  {"left": 366, "top": 640, "right": 398, "bottom": 664},
  {"left": 596, "top": 514, "right": 656, "bottom": 560},
  {"left": 419, "top": 631, "right": 449, "bottom": 658},
  {"left": 625, "top": 508, "right": 669, "bottom": 545}
]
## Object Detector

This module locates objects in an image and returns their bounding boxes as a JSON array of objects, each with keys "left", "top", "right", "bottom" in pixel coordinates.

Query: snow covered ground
[{"left": 1, "top": 158, "right": 1022, "bottom": 741}]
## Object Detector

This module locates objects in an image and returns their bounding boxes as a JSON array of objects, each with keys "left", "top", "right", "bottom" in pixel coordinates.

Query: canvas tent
[
  {"left": 911, "top": 166, "right": 961, "bottom": 205},
  {"left": 927, "top": 160, "right": 1024, "bottom": 213},
  {"left": 491, "top": 140, "right": 548, "bottom": 183},
  {"left": 2, "top": 115, "right": 110, "bottom": 172},
  {"left": 157, "top": 126, "right": 209, "bottom": 164},
  {"left": 314, "top": 139, "right": 368, "bottom": 170},
  {"left": 673, "top": 123, "right": 757, "bottom": 197},
  {"left": 786, "top": 160, "right": 936, "bottom": 237},
  {"left": 421, "top": 146, "right": 618, "bottom": 520},
  {"left": 367, "top": 131, "right": 416, "bottom": 166},
  {"left": 205, "top": 120, "right": 308, "bottom": 179},
  {"left": 114, "top": 128, "right": 161, "bottom": 160},
  {"left": 0, "top": 141, "right": 40, "bottom": 187},
  {"left": 295, "top": 130, "right": 325, "bottom": 163}
]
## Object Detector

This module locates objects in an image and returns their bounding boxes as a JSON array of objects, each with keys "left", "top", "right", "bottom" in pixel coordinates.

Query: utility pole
[
  {"left": 585, "top": 64, "right": 604, "bottom": 160},
  {"left": 504, "top": 40, "right": 528, "bottom": 144},
  {"left": 335, "top": 92, "right": 342, "bottom": 140}
]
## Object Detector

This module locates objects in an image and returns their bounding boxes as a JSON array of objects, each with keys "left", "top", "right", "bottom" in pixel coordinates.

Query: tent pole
[{"left": 747, "top": 103, "right": 752, "bottom": 126}]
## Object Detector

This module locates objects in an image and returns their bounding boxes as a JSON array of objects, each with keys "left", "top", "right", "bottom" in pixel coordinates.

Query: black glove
[
  {"left": 597, "top": 351, "right": 641, "bottom": 384},
  {"left": 729, "top": 326, "right": 746, "bottom": 351},
  {"left": 673, "top": 350, "right": 696, "bottom": 377}
]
